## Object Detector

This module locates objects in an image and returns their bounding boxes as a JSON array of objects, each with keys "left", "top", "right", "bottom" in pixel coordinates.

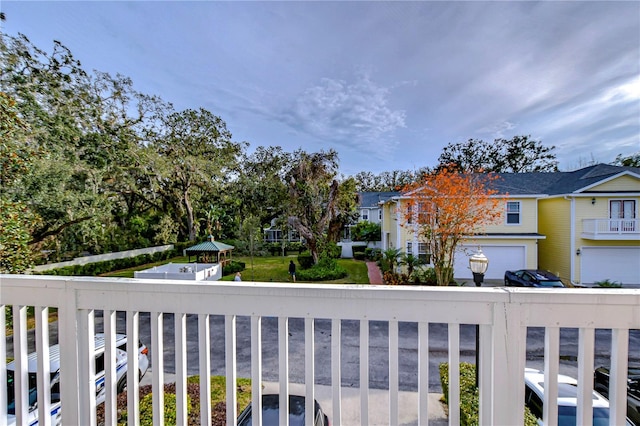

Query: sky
[{"left": 2, "top": 1, "right": 639, "bottom": 176}]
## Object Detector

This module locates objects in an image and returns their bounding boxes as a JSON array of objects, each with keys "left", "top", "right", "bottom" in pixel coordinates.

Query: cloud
[
  {"left": 476, "top": 121, "right": 517, "bottom": 139},
  {"left": 279, "top": 74, "right": 406, "bottom": 157}
]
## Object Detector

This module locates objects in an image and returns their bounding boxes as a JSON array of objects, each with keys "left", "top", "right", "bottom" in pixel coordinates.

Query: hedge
[
  {"left": 222, "top": 261, "right": 246, "bottom": 275},
  {"left": 36, "top": 244, "right": 189, "bottom": 276},
  {"left": 439, "top": 362, "right": 538, "bottom": 426}
]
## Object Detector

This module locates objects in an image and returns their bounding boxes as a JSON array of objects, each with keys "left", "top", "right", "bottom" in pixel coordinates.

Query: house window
[
  {"left": 417, "top": 202, "right": 431, "bottom": 223},
  {"left": 379, "top": 209, "right": 382, "bottom": 221},
  {"left": 418, "top": 243, "right": 430, "bottom": 264},
  {"left": 506, "top": 201, "right": 521, "bottom": 225},
  {"left": 610, "top": 200, "right": 636, "bottom": 231},
  {"left": 406, "top": 242, "right": 413, "bottom": 255},
  {"left": 361, "top": 209, "right": 369, "bottom": 221}
]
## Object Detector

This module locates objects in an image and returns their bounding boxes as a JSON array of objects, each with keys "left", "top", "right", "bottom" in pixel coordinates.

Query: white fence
[
  {"left": 134, "top": 262, "right": 222, "bottom": 281},
  {"left": 31, "top": 245, "right": 174, "bottom": 272},
  {"left": 1, "top": 275, "right": 639, "bottom": 425}
]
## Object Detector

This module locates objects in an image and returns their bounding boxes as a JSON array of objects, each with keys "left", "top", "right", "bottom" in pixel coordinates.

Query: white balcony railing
[
  {"left": 582, "top": 219, "right": 640, "bottom": 239},
  {"left": 1, "top": 274, "right": 639, "bottom": 426}
]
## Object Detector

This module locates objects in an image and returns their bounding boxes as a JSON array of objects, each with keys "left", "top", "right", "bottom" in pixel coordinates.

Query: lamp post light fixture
[
  {"left": 469, "top": 248, "right": 489, "bottom": 287},
  {"left": 469, "top": 247, "right": 489, "bottom": 389}
]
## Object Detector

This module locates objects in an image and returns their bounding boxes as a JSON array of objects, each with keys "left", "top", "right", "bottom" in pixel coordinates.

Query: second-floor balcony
[
  {"left": 1, "top": 274, "right": 639, "bottom": 425},
  {"left": 582, "top": 219, "right": 640, "bottom": 240}
]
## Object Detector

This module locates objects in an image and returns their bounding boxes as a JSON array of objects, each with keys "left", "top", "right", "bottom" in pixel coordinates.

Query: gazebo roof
[{"left": 185, "top": 240, "right": 234, "bottom": 254}]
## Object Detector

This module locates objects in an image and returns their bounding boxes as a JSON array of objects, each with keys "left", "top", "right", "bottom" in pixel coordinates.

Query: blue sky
[{"left": 2, "top": 1, "right": 639, "bottom": 175}]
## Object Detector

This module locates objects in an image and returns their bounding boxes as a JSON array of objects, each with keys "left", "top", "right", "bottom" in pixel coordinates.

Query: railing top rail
[{"left": 1, "top": 274, "right": 639, "bottom": 328}]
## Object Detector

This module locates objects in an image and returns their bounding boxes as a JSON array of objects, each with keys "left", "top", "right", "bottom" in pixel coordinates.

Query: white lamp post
[
  {"left": 469, "top": 247, "right": 489, "bottom": 388},
  {"left": 469, "top": 248, "right": 489, "bottom": 287}
]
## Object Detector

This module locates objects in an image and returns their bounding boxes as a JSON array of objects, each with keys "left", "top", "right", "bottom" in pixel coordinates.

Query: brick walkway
[{"left": 366, "top": 261, "right": 384, "bottom": 284}]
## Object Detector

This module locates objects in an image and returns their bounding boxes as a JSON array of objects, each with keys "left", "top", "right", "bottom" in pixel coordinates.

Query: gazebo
[{"left": 185, "top": 236, "right": 234, "bottom": 266}]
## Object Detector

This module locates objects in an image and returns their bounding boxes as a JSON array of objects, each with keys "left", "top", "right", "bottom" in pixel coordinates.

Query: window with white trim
[
  {"left": 406, "top": 242, "right": 413, "bottom": 255},
  {"left": 506, "top": 201, "right": 521, "bottom": 225},
  {"left": 378, "top": 209, "right": 382, "bottom": 221},
  {"left": 418, "top": 243, "right": 430, "bottom": 264},
  {"left": 361, "top": 209, "right": 369, "bottom": 221},
  {"left": 610, "top": 200, "right": 636, "bottom": 232}
]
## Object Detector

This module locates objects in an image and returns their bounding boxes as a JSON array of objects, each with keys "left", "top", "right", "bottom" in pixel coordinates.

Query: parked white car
[
  {"left": 6, "top": 333, "right": 149, "bottom": 426},
  {"left": 524, "top": 367, "right": 633, "bottom": 425}
]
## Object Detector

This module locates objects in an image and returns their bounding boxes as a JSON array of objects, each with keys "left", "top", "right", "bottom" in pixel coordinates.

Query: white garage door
[
  {"left": 581, "top": 247, "right": 640, "bottom": 285},
  {"left": 454, "top": 245, "right": 526, "bottom": 280}
]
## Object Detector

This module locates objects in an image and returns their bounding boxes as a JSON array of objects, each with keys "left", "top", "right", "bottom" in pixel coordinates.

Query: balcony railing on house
[
  {"left": 582, "top": 218, "right": 640, "bottom": 240},
  {"left": 1, "top": 274, "right": 639, "bottom": 426}
]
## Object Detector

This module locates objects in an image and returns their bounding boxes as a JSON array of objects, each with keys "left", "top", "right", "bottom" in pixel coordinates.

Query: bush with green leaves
[
  {"left": 320, "top": 241, "right": 341, "bottom": 259},
  {"left": 222, "top": 261, "right": 246, "bottom": 276},
  {"left": 136, "top": 392, "right": 192, "bottom": 426},
  {"left": 595, "top": 279, "right": 622, "bottom": 288},
  {"left": 352, "top": 245, "right": 367, "bottom": 260},
  {"left": 365, "top": 248, "right": 382, "bottom": 261},
  {"left": 351, "top": 221, "right": 381, "bottom": 244},
  {"left": 286, "top": 242, "right": 304, "bottom": 253},
  {"left": 38, "top": 246, "right": 183, "bottom": 276},
  {"left": 297, "top": 257, "right": 347, "bottom": 281},
  {"left": 353, "top": 252, "right": 366, "bottom": 261},
  {"left": 411, "top": 266, "right": 438, "bottom": 285},
  {"left": 439, "top": 362, "right": 538, "bottom": 426},
  {"left": 297, "top": 251, "right": 315, "bottom": 269}
]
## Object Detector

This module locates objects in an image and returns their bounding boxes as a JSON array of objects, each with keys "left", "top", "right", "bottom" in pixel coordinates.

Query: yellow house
[
  {"left": 380, "top": 164, "right": 640, "bottom": 284},
  {"left": 538, "top": 164, "right": 640, "bottom": 285},
  {"left": 380, "top": 175, "right": 547, "bottom": 280}
]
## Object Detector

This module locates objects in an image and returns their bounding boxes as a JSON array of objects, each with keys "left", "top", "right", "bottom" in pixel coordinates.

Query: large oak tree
[
  {"left": 145, "top": 108, "right": 246, "bottom": 242},
  {"left": 437, "top": 135, "right": 558, "bottom": 173},
  {"left": 286, "top": 149, "right": 342, "bottom": 264}
]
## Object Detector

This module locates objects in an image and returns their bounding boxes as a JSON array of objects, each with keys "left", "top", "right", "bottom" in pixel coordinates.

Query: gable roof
[
  {"left": 185, "top": 240, "right": 234, "bottom": 254},
  {"left": 358, "top": 191, "right": 400, "bottom": 208},
  {"left": 490, "top": 173, "right": 561, "bottom": 195},
  {"left": 542, "top": 164, "right": 640, "bottom": 194},
  {"left": 490, "top": 164, "right": 640, "bottom": 196}
]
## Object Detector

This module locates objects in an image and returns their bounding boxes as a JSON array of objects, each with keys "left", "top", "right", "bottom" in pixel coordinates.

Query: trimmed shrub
[
  {"left": 222, "top": 261, "right": 245, "bottom": 276},
  {"left": 38, "top": 246, "right": 184, "bottom": 276},
  {"left": 297, "top": 251, "right": 314, "bottom": 269},
  {"left": 353, "top": 252, "right": 366, "bottom": 261},
  {"left": 297, "top": 264, "right": 347, "bottom": 281},
  {"left": 440, "top": 362, "right": 538, "bottom": 426},
  {"left": 287, "top": 242, "right": 304, "bottom": 253},
  {"left": 365, "top": 248, "right": 381, "bottom": 261}
]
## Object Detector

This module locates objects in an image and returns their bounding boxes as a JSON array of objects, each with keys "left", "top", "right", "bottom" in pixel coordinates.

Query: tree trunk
[
  {"left": 327, "top": 219, "right": 342, "bottom": 243},
  {"left": 184, "top": 190, "right": 196, "bottom": 241},
  {"left": 307, "top": 238, "right": 319, "bottom": 264}
]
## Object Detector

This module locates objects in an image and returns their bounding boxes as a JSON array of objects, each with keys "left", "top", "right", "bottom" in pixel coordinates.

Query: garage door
[
  {"left": 454, "top": 245, "right": 526, "bottom": 280},
  {"left": 581, "top": 247, "right": 640, "bottom": 285}
]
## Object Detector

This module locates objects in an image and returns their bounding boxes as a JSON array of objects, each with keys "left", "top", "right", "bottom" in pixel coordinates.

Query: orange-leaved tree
[{"left": 401, "top": 167, "right": 503, "bottom": 286}]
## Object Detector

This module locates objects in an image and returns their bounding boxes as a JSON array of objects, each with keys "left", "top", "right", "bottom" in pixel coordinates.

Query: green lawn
[{"left": 103, "top": 254, "right": 371, "bottom": 284}]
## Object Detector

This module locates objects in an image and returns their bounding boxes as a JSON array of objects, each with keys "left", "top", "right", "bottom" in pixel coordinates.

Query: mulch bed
[{"left": 96, "top": 383, "right": 228, "bottom": 425}]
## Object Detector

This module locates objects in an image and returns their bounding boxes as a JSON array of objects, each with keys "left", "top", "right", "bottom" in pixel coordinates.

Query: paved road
[
  {"left": 103, "top": 312, "right": 640, "bottom": 393},
  {"left": 8, "top": 311, "right": 640, "bottom": 393}
]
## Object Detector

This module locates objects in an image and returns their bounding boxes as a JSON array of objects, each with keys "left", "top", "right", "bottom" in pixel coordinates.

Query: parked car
[
  {"left": 237, "top": 394, "right": 329, "bottom": 426},
  {"left": 524, "top": 368, "right": 633, "bottom": 425},
  {"left": 594, "top": 364, "right": 640, "bottom": 425},
  {"left": 6, "top": 333, "right": 149, "bottom": 426},
  {"left": 505, "top": 269, "right": 566, "bottom": 287}
]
